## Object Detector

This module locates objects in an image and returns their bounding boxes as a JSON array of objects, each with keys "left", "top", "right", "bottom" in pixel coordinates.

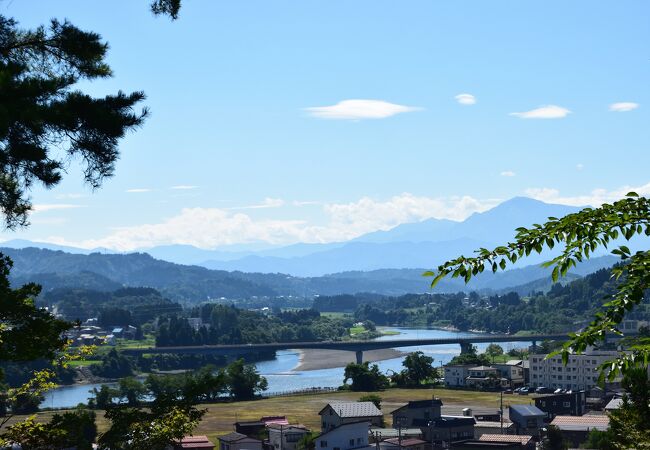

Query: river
[{"left": 41, "top": 327, "right": 531, "bottom": 409}]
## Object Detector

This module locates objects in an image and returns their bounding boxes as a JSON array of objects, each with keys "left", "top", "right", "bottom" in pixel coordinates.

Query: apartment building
[{"left": 528, "top": 350, "right": 620, "bottom": 390}]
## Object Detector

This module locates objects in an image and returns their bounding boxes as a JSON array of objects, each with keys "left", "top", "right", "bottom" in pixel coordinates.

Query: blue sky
[{"left": 2, "top": 1, "right": 649, "bottom": 250}]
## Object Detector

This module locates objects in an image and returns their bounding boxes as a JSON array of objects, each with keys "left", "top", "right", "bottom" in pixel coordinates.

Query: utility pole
[
  {"left": 280, "top": 424, "right": 283, "bottom": 450},
  {"left": 500, "top": 391, "right": 504, "bottom": 434}
]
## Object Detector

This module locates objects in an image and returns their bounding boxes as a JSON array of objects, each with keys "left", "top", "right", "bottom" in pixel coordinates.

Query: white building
[
  {"left": 315, "top": 421, "right": 373, "bottom": 450},
  {"left": 268, "top": 424, "right": 311, "bottom": 450},
  {"left": 444, "top": 365, "right": 473, "bottom": 387},
  {"left": 319, "top": 402, "right": 383, "bottom": 432},
  {"left": 528, "top": 350, "right": 620, "bottom": 390}
]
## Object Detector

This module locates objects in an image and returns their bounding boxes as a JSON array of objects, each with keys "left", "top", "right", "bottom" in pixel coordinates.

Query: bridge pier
[
  {"left": 355, "top": 350, "right": 363, "bottom": 364},
  {"left": 460, "top": 342, "right": 473, "bottom": 355},
  {"left": 531, "top": 340, "right": 538, "bottom": 353}
]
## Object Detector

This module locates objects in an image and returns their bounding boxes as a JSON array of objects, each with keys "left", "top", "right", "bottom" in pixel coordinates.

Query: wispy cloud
[
  {"left": 32, "top": 204, "right": 85, "bottom": 213},
  {"left": 55, "top": 193, "right": 86, "bottom": 200},
  {"left": 500, "top": 171, "right": 516, "bottom": 177},
  {"left": 609, "top": 102, "right": 639, "bottom": 112},
  {"left": 293, "top": 200, "right": 321, "bottom": 207},
  {"left": 126, "top": 188, "right": 152, "bottom": 193},
  {"left": 170, "top": 185, "right": 198, "bottom": 190},
  {"left": 455, "top": 93, "right": 476, "bottom": 105},
  {"left": 525, "top": 181, "right": 650, "bottom": 207},
  {"left": 230, "top": 198, "right": 285, "bottom": 210},
  {"left": 576, "top": 163, "right": 584, "bottom": 171},
  {"left": 53, "top": 193, "right": 499, "bottom": 251},
  {"left": 305, "top": 99, "right": 421, "bottom": 120},
  {"left": 510, "top": 105, "right": 571, "bottom": 119}
]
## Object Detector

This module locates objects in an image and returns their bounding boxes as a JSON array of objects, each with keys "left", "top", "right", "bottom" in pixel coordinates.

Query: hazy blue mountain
[
  {"left": 199, "top": 197, "right": 590, "bottom": 275},
  {"left": 0, "top": 239, "right": 114, "bottom": 255}
]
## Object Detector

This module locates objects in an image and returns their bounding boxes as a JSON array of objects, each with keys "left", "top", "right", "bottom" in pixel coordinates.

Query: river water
[{"left": 41, "top": 327, "right": 531, "bottom": 409}]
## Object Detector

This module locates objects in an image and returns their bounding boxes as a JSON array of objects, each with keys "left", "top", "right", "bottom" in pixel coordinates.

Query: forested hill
[
  {"left": 2, "top": 247, "right": 276, "bottom": 301},
  {"left": 315, "top": 266, "right": 650, "bottom": 334},
  {"left": 0, "top": 246, "right": 617, "bottom": 303}
]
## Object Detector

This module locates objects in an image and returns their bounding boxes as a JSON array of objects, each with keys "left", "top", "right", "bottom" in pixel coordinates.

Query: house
[
  {"left": 479, "top": 434, "right": 534, "bottom": 450},
  {"left": 369, "top": 427, "right": 422, "bottom": 441},
  {"left": 493, "top": 361, "right": 525, "bottom": 387},
  {"left": 320, "top": 402, "right": 383, "bottom": 431},
  {"left": 465, "top": 366, "right": 508, "bottom": 390},
  {"left": 444, "top": 365, "right": 473, "bottom": 387},
  {"left": 174, "top": 435, "right": 216, "bottom": 449},
  {"left": 391, "top": 399, "right": 442, "bottom": 429},
  {"left": 508, "top": 405, "right": 545, "bottom": 437},
  {"left": 534, "top": 391, "right": 587, "bottom": 418},
  {"left": 473, "top": 421, "right": 514, "bottom": 437},
  {"left": 452, "top": 440, "right": 523, "bottom": 450},
  {"left": 218, "top": 432, "right": 263, "bottom": 450},
  {"left": 391, "top": 399, "right": 475, "bottom": 444},
  {"left": 604, "top": 397, "right": 623, "bottom": 412},
  {"left": 379, "top": 437, "right": 428, "bottom": 450},
  {"left": 314, "top": 421, "right": 373, "bottom": 450},
  {"left": 550, "top": 415, "right": 610, "bottom": 447},
  {"left": 234, "top": 420, "right": 266, "bottom": 438},
  {"left": 268, "top": 424, "right": 310, "bottom": 450}
]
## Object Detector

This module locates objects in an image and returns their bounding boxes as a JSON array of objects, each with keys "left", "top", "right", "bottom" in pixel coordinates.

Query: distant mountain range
[{"left": 0, "top": 196, "right": 639, "bottom": 301}]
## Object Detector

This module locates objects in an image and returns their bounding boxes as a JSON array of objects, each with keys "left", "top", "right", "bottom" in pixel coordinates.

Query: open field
[{"left": 3, "top": 388, "right": 536, "bottom": 445}]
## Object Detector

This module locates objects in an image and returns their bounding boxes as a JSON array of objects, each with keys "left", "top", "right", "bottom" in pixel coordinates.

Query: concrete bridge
[{"left": 122, "top": 333, "right": 571, "bottom": 364}]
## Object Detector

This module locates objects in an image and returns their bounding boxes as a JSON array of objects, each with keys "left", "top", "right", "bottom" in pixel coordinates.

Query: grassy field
[{"left": 4, "top": 387, "right": 535, "bottom": 445}]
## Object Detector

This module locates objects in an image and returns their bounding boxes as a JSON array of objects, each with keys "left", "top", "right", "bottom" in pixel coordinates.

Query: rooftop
[
  {"left": 391, "top": 399, "right": 443, "bottom": 414},
  {"left": 384, "top": 438, "right": 428, "bottom": 447},
  {"left": 218, "top": 432, "right": 261, "bottom": 443},
  {"left": 479, "top": 434, "right": 533, "bottom": 445},
  {"left": 550, "top": 415, "right": 610, "bottom": 432},
  {"left": 322, "top": 402, "right": 382, "bottom": 418},
  {"left": 509, "top": 404, "right": 545, "bottom": 417},
  {"left": 469, "top": 366, "right": 497, "bottom": 371}
]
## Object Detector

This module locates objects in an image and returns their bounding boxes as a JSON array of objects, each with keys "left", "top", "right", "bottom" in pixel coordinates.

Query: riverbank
[{"left": 294, "top": 348, "right": 405, "bottom": 371}]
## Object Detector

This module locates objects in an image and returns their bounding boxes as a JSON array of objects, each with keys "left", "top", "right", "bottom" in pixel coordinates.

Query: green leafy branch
[{"left": 425, "top": 193, "right": 650, "bottom": 378}]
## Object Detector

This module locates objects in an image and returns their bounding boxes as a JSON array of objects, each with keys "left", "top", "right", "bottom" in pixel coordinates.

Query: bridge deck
[{"left": 122, "top": 333, "right": 569, "bottom": 356}]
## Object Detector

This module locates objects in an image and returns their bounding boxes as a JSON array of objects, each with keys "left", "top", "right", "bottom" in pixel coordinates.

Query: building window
[
  {"left": 563, "top": 402, "right": 571, "bottom": 407},
  {"left": 349, "top": 439, "right": 354, "bottom": 446},
  {"left": 321, "top": 441, "right": 328, "bottom": 448}
]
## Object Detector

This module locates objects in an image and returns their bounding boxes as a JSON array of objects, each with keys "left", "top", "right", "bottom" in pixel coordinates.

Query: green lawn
[{"left": 66, "top": 360, "right": 100, "bottom": 368}]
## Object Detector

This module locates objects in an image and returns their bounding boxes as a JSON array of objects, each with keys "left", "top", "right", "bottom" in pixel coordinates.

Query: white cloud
[
  {"left": 293, "top": 200, "right": 321, "bottom": 207},
  {"left": 609, "top": 102, "right": 639, "bottom": 112},
  {"left": 55, "top": 193, "right": 86, "bottom": 200},
  {"left": 230, "top": 198, "right": 285, "bottom": 210},
  {"left": 55, "top": 193, "right": 499, "bottom": 251},
  {"left": 576, "top": 163, "right": 584, "bottom": 171},
  {"left": 510, "top": 105, "right": 571, "bottom": 119},
  {"left": 500, "top": 171, "right": 516, "bottom": 177},
  {"left": 455, "top": 93, "right": 476, "bottom": 105},
  {"left": 32, "top": 203, "right": 85, "bottom": 213},
  {"left": 305, "top": 99, "right": 421, "bottom": 120},
  {"left": 126, "top": 188, "right": 152, "bottom": 193},
  {"left": 170, "top": 185, "right": 198, "bottom": 190},
  {"left": 525, "top": 181, "right": 650, "bottom": 207}
]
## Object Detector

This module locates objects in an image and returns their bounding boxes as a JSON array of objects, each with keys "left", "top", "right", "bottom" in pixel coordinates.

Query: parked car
[
  {"left": 554, "top": 388, "right": 564, "bottom": 394},
  {"left": 518, "top": 387, "right": 530, "bottom": 395},
  {"left": 503, "top": 389, "right": 513, "bottom": 394},
  {"left": 535, "top": 387, "right": 553, "bottom": 394}
]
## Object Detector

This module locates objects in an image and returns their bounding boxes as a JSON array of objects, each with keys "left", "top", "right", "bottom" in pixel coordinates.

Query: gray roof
[
  {"left": 322, "top": 402, "right": 382, "bottom": 418},
  {"left": 605, "top": 398, "right": 623, "bottom": 410},
  {"left": 219, "top": 432, "right": 261, "bottom": 443},
  {"left": 510, "top": 404, "right": 545, "bottom": 417}
]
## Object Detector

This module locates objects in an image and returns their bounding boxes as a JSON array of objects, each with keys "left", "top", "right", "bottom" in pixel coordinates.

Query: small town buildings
[
  {"left": 508, "top": 405, "right": 545, "bottom": 437},
  {"left": 534, "top": 391, "right": 587, "bottom": 418},
  {"left": 379, "top": 437, "right": 428, "bottom": 450},
  {"left": 218, "top": 432, "right": 263, "bottom": 450},
  {"left": 391, "top": 399, "right": 475, "bottom": 445},
  {"left": 550, "top": 415, "right": 610, "bottom": 447},
  {"left": 315, "top": 421, "right": 372, "bottom": 450},
  {"left": 473, "top": 421, "right": 514, "bottom": 437},
  {"left": 604, "top": 397, "right": 623, "bottom": 412},
  {"left": 465, "top": 366, "right": 508, "bottom": 389},
  {"left": 320, "top": 402, "right": 383, "bottom": 431},
  {"left": 528, "top": 350, "right": 621, "bottom": 391},
  {"left": 444, "top": 365, "right": 473, "bottom": 387},
  {"left": 479, "top": 434, "right": 534, "bottom": 450},
  {"left": 493, "top": 361, "right": 525, "bottom": 387},
  {"left": 267, "top": 424, "right": 311, "bottom": 450},
  {"left": 174, "top": 435, "right": 216, "bottom": 449},
  {"left": 391, "top": 399, "right": 442, "bottom": 428},
  {"left": 452, "top": 441, "right": 523, "bottom": 450},
  {"left": 369, "top": 427, "right": 422, "bottom": 441}
]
